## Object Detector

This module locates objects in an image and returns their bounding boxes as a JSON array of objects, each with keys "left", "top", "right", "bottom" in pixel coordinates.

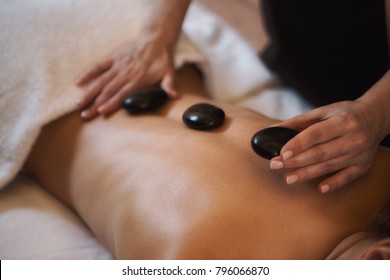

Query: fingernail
[
  {"left": 76, "top": 97, "right": 84, "bottom": 107},
  {"left": 286, "top": 174, "right": 298, "bottom": 185},
  {"left": 320, "top": 184, "right": 331, "bottom": 194},
  {"left": 282, "top": 151, "right": 293, "bottom": 160},
  {"left": 81, "top": 110, "right": 89, "bottom": 119},
  {"left": 270, "top": 160, "right": 283, "bottom": 170}
]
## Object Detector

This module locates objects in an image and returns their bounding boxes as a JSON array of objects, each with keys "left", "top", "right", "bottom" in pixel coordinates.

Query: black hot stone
[
  {"left": 122, "top": 87, "right": 168, "bottom": 114},
  {"left": 182, "top": 103, "right": 225, "bottom": 130},
  {"left": 251, "top": 127, "right": 299, "bottom": 160}
]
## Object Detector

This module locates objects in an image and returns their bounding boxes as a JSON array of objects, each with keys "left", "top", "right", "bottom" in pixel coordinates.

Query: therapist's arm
[
  {"left": 270, "top": 70, "right": 390, "bottom": 193},
  {"left": 75, "top": 0, "right": 192, "bottom": 119},
  {"left": 271, "top": 4, "right": 390, "bottom": 193}
]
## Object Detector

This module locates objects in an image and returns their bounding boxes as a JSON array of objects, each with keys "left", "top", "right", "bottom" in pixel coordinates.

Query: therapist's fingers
[
  {"left": 77, "top": 58, "right": 142, "bottom": 117},
  {"left": 80, "top": 104, "right": 99, "bottom": 120},
  {"left": 94, "top": 70, "right": 139, "bottom": 109},
  {"left": 273, "top": 136, "right": 349, "bottom": 170},
  {"left": 76, "top": 69, "right": 117, "bottom": 109},
  {"left": 279, "top": 116, "right": 343, "bottom": 161},
  {"left": 283, "top": 151, "right": 372, "bottom": 188},
  {"left": 97, "top": 64, "right": 177, "bottom": 114},
  {"left": 317, "top": 165, "right": 371, "bottom": 193},
  {"left": 75, "top": 59, "right": 113, "bottom": 86},
  {"left": 279, "top": 141, "right": 375, "bottom": 192},
  {"left": 78, "top": 71, "right": 131, "bottom": 120},
  {"left": 160, "top": 67, "right": 177, "bottom": 98},
  {"left": 283, "top": 153, "right": 350, "bottom": 185},
  {"left": 277, "top": 102, "right": 370, "bottom": 161},
  {"left": 96, "top": 71, "right": 145, "bottom": 114}
]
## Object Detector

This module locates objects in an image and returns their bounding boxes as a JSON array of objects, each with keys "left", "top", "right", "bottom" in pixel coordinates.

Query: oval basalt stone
[
  {"left": 122, "top": 87, "right": 168, "bottom": 114},
  {"left": 182, "top": 103, "right": 225, "bottom": 130},
  {"left": 251, "top": 127, "right": 298, "bottom": 160}
]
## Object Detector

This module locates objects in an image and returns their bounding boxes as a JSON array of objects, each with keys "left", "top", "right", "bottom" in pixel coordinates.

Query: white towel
[{"left": 0, "top": 0, "right": 146, "bottom": 189}]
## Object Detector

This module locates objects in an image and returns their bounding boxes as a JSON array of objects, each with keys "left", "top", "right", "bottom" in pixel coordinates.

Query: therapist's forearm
[
  {"left": 144, "top": 0, "right": 192, "bottom": 50},
  {"left": 357, "top": 70, "right": 390, "bottom": 140}
]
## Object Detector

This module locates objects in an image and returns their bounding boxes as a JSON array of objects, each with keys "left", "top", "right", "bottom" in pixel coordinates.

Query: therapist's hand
[
  {"left": 75, "top": 36, "right": 177, "bottom": 120},
  {"left": 74, "top": 0, "right": 191, "bottom": 120},
  {"left": 270, "top": 100, "right": 386, "bottom": 193}
]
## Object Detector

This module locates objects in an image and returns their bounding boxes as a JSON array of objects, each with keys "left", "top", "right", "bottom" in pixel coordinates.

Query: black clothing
[
  {"left": 261, "top": 0, "right": 390, "bottom": 146},
  {"left": 261, "top": 0, "right": 389, "bottom": 106}
]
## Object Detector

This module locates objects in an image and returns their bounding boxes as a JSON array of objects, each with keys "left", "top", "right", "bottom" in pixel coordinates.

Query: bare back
[{"left": 25, "top": 68, "right": 390, "bottom": 259}]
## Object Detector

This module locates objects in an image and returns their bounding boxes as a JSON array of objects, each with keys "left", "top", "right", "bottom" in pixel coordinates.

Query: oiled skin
[{"left": 25, "top": 67, "right": 390, "bottom": 259}]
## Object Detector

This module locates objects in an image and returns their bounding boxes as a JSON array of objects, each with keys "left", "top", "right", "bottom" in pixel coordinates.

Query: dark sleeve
[{"left": 260, "top": 0, "right": 389, "bottom": 107}]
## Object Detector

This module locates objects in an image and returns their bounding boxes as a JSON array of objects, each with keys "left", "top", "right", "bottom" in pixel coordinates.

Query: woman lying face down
[{"left": 24, "top": 66, "right": 390, "bottom": 259}]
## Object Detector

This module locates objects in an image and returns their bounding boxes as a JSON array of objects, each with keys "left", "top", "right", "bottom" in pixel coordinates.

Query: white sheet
[
  {"left": 0, "top": 0, "right": 311, "bottom": 259},
  {"left": 0, "top": 175, "right": 113, "bottom": 259}
]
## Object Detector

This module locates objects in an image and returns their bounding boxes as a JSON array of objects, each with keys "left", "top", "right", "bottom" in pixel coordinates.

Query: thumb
[{"left": 160, "top": 70, "right": 177, "bottom": 99}]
